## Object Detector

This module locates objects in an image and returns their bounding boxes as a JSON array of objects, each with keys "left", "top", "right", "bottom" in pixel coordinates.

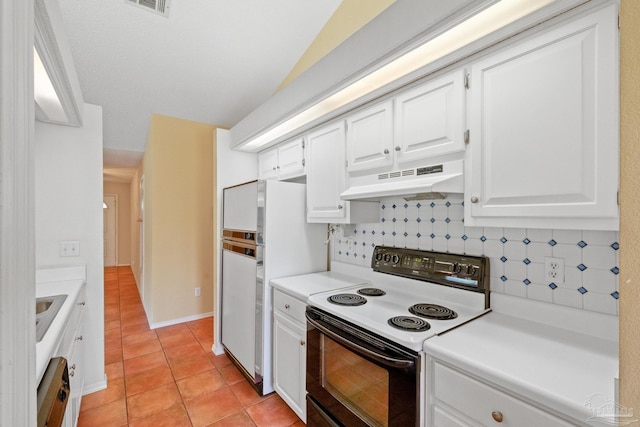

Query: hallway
[{"left": 78, "top": 266, "right": 302, "bottom": 427}]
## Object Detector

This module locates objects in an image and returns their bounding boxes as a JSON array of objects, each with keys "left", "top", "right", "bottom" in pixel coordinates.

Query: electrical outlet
[
  {"left": 195, "top": 287, "right": 201, "bottom": 297},
  {"left": 59, "top": 240, "right": 80, "bottom": 257},
  {"left": 544, "top": 257, "right": 565, "bottom": 284}
]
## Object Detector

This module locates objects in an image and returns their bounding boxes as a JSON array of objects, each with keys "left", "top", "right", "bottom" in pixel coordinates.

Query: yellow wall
[
  {"left": 619, "top": 0, "right": 640, "bottom": 412},
  {"left": 129, "top": 164, "right": 143, "bottom": 290},
  {"left": 277, "top": 0, "right": 395, "bottom": 90},
  {"left": 142, "top": 114, "right": 215, "bottom": 324},
  {"left": 104, "top": 181, "right": 131, "bottom": 266}
]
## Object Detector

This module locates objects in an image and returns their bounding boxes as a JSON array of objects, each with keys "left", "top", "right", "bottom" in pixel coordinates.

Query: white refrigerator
[{"left": 221, "top": 180, "right": 327, "bottom": 395}]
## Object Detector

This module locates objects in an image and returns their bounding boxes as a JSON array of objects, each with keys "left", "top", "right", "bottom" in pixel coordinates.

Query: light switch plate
[{"left": 59, "top": 240, "right": 80, "bottom": 257}]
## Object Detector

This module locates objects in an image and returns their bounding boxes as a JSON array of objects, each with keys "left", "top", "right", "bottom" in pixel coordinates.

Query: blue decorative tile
[
  {"left": 446, "top": 201, "right": 451, "bottom": 207},
  {"left": 381, "top": 218, "right": 386, "bottom": 223},
  {"left": 346, "top": 252, "right": 350, "bottom": 256},
  {"left": 362, "top": 242, "right": 366, "bottom": 246},
  {"left": 480, "top": 236, "right": 487, "bottom": 242},
  {"left": 430, "top": 218, "right": 436, "bottom": 223},
  {"left": 523, "top": 238, "right": 531, "bottom": 245},
  {"left": 611, "top": 266, "right": 620, "bottom": 275},
  {"left": 392, "top": 204, "right": 397, "bottom": 209},
  {"left": 445, "top": 218, "right": 451, "bottom": 223},
  {"left": 392, "top": 231, "right": 397, "bottom": 236},
  {"left": 417, "top": 218, "right": 422, "bottom": 223},
  {"left": 577, "top": 264, "right": 587, "bottom": 271},
  {"left": 549, "top": 283, "right": 558, "bottom": 290},
  {"left": 371, "top": 231, "right": 376, "bottom": 235},
  {"left": 611, "top": 291, "right": 619, "bottom": 299},
  {"left": 371, "top": 243, "right": 376, "bottom": 247},
  {"left": 430, "top": 202, "right": 436, "bottom": 208},
  {"left": 354, "top": 253, "right": 358, "bottom": 258},
  {"left": 577, "top": 241, "right": 588, "bottom": 248},
  {"left": 417, "top": 233, "right": 422, "bottom": 238},
  {"left": 404, "top": 218, "right": 408, "bottom": 223},
  {"left": 392, "top": 218, "right": 397, "bottom": 223},
  {"left": 500, "top": 275, "right": 508, "bottom": 282},
  {"left": 338, "top": 251, "right": 342, "bottom": 255},
  {"left": 445, "top": 234, "right": 451, "bottom": 240},
  {"left": 548, "top": 239, "right": 557, "bottom": 246},
  {"left": 523, "top": 258, "right": 531, "bottom": 265},
  {"left": 404, "top": 203, "right": 408, "bottom": 208},
  {"left": 381, "top": 231, "right": 386, "bottom": 236},
  {"left": 404, "top": 232, "right": 408, "bottom": 237},
  {"left": 362, "top": 254, "right": 366, "bottom": 259},
  {"left": 362, "top": 229, "right": 366, "bottom": 234},
  {"left": 523, "top": 279, "right": 531, "bottom": 285},
  {"left": 462, "top": 235, "right": 468, "bottom": 241},
  {"left": 382, "top": 205, "right": 386, "bottom": 209},
  {"left": 578, "top": 287, "right": 588, "bottom": 294},
  {"left": 430, "top": 233, "right": 436, "bottom": 239},
  {"left": 500, "top": 256, "right": 507, "bottom": 263},
  {"left": 611, "top": 242, "right": 619, "bottom": 250},
  {"left": 500, "top": 237, "right": 508, "bottom": 243},
  {"left": 416, "top": 203, "right": 421, "bottom": 208}
]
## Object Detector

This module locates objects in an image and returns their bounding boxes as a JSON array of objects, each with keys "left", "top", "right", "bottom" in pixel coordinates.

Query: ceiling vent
[{"left": 126, "top": 0, "right": 170, "bottom": 17}]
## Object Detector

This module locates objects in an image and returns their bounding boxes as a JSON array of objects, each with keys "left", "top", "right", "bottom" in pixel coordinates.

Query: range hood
[{"left": 340, "top": 158, "right": 463, "bottom": 201}]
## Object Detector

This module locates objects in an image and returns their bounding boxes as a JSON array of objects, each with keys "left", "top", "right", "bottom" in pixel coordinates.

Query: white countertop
[
  {"left": 424, "top": 309, "right": 619, "bottom": 424},
  {"left": 270, "top": 270, "right": 370, "bottom": 301},
  {"left": 36, "top": 273, "right": 86, "bottom": 384}
]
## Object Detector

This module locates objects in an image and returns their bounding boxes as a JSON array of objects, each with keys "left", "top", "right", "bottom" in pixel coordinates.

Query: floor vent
[{"left": 126, "top": 0, "right": 170, "bottom": 17}]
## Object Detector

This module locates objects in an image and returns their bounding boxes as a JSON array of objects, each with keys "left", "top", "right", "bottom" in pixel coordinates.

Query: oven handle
[{"left": 306, "top": 312, "right": 415, "bottom": 369}]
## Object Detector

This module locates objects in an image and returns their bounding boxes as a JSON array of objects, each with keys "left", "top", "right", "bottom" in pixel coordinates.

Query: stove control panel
[{"left": 371, "top": 246, "right": 489, "bottom": 293}]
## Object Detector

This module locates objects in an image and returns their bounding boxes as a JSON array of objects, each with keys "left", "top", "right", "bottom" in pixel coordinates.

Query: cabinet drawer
[
  {"left": 274, "top": 290, "right": 306, "bottom": 323},
  {"left": 433, "top": 362, "right": 573, "bottom": 427}
]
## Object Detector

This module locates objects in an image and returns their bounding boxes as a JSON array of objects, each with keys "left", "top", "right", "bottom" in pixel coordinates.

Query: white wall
[
  {"left": 213, "top": 129, "right": 257, "bottom": 354},
  {"left": 35, "top": 103, "right": 106, "bottom": 393}
]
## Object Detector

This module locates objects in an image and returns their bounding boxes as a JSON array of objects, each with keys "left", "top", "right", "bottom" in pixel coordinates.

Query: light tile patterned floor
[{"left": 78, "top": 266, "right": 303, "bottom": 427}]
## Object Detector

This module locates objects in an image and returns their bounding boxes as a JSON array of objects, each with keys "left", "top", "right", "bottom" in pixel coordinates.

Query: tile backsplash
[{"left": 330, "top": 195, "right": 619, "bottom": 316}]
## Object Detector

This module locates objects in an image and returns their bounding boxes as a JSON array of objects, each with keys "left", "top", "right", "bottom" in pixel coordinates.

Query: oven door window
[{"left": 321, "top": 335, "right": 389, "bottom": 427}]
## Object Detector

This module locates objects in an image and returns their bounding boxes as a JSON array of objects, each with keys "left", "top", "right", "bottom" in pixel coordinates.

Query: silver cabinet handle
[
  {"left": 337, "top": 205, "right": 343, "bottom": 210},
  {"left": 492, "top": 411, "right": 504, "bottom": 423},
  {"left": 395, "top": 146, "right": 401, "bottom": 151},
  {"left": 75, "top": 336, "right": 83, "bottom": 341},
  {"left": 300, "top": 341, "right": 305, "bottom": 346},
  {"left": 69, "top": 370, "right": 75, "bottom": 377},
  {"left": 77, "top": 301, "right": 85, "bottom": 306},
  {"left": 284, "top": 304, "right": 290, "bottom": 309},
  {"left": 383, "top": 149, "right": 389, "bottom": 154},
  {"left": 470, "top": 196, "right": 479, "bottom": 203},
  {"left": 71, "top": 364, "right": 76, "bottom": 370}
]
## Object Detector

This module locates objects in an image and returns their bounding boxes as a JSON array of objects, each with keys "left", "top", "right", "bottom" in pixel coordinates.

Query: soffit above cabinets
[{"left": 230, "top": 0, "right": 589, "bottom": 153}]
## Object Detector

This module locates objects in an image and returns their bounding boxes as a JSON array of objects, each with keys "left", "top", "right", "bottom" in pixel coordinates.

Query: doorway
[{"left": 104, "top": 194, "right": 118, "bottom": 267}]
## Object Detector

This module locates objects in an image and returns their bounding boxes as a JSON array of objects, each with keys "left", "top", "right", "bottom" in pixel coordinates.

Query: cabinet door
[
  {"left": 273, "top": 312, "right": 306, "bottom": 421},
  {"left": 258, "top": 148, "right": 279, "bottom": 180},
  {"left": 466, "top": 5, "right": 618, "bottom": 227},
  {"left": 395, "top": 69, "right": 465, "bottom": 165},
  {"left": 277, "top": 138, "right": 306, "bottom": 180},
  {"left": 346, "top": 101, "right": 393, "bottom": 172},
  {"left": 306, "top": 122, "right": 348, "bottom": 222}
]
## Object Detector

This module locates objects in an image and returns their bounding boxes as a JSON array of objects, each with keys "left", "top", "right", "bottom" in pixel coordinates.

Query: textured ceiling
[{"left": 57, "top": 0, "right": 342, "bottom": 165}]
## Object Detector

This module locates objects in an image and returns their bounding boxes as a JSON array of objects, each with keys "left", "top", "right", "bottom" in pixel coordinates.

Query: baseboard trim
[
  {"left": 149, "top": 311, "right": 214, "bottom": 330},
  {"left": 82, "top": 374, "right": 107, "bottom": 396}
]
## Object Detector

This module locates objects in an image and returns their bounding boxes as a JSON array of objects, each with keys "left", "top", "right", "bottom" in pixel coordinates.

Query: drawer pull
[
  {"left": 300, "top": 341, "right": 305, "bottom": 346},
  {"left": 284, "top": 304, "right": 290, "bottom": 309},
  {"left": 492, "top": 411, "right": 503, "bottom": 423},
  {"left": 77, "top": 301, "right": 86, "bottom": 306},
  {"left": 69, "top": 370, "right": 74, "bottom": 377},
  {"left": 75, "top": 336, "right": 83, "bottom": 341},
  {"left": 70, "top": 364, "right": 76, "bottom": 370}
]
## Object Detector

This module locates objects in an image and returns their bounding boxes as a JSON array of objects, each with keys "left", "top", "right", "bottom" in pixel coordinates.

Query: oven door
[{"left": 306, "top": 307, "right": 419, "bottom": 427}]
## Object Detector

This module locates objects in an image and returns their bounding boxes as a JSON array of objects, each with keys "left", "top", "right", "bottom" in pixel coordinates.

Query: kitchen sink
[{"left": 36, "top": 294, "right": 67, "bottom": 342}]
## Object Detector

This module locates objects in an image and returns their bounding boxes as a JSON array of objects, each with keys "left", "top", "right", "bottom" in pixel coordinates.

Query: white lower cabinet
[
  {"left": 58, "top": 288, "right": 86, "bottom": 427},
  {"left": 273, "top": 290, "right": 307, "bottom": 422},
  {"left": 427, "top": 360, "right": 574, "bottom": 427}
]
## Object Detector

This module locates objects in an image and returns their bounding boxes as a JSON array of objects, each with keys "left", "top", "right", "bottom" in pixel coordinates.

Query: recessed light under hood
[{"left": 340, "top": 159, "right": 463, "bottom": 201}]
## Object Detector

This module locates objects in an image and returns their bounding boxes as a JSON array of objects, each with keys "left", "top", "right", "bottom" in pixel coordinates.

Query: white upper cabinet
[
  {"left": 346, "top": 101, "right": 393, "bottom": 172},
  {"left": 395, "top": 69, "right": 466, "bottom": 165},
  {"left": 306, "top": 121, "right": 378, "bottom": 224},
  {"left": 258, "top": 137, "right": 306, "bottom": 181},
  {"left": 465, "top": 4, "right": 619, "bottom": 230}
]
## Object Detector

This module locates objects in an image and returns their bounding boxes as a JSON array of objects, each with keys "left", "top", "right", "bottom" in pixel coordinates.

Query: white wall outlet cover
[{"left": 544, "top": 256, "right": 565, "bottom": 284}]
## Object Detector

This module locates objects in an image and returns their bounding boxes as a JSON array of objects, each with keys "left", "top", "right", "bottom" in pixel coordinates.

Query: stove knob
[
  {"left": 453, "top": 263, "right": 463, "bottom": 274},
  {"left": 383, "top": 254, "right": 392, "bottom": 262},
  {"left": 375, "top": 253, "right": 383, "bottom": 262},
  {"left": 466, "top": 265, "right": 477, "bottom": 276},
  {"left": 391, "top": 254, "right": 400, "bottom": 264}
]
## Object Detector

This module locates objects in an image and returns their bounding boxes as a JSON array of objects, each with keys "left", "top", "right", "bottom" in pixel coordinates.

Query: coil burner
[
  {"left": 327, "top": 294, "right": 367, "bottom": 306},
  {"left": 387, "top": 316, "right": 431, "bottom": 332},
  {"left": 409, "top": 304, "right": 457, "bottom": 320},
  {"left": 357, "top": 288, "right": 386, "bottom": 297}
]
